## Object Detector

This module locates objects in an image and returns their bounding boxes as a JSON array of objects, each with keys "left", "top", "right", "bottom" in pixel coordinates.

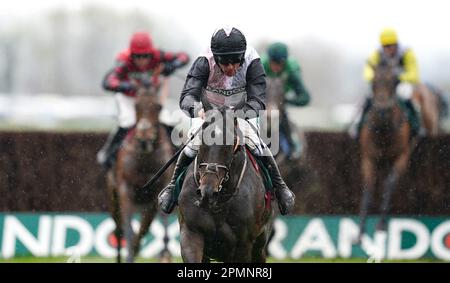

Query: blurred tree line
[
  {"left": 0, "top": 5, "right": 449, "bottom": 110},
  {"left": 0, "top": 5, "right": 196, "bottom": 96}
]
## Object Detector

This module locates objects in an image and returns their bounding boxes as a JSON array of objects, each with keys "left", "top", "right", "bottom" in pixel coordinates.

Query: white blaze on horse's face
[{"left": 136, "top": 118, "right": 156, "bottom": 141}]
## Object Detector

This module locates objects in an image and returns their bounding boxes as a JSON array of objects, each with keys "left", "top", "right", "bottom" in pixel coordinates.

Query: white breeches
[{"left": 115, "top": 93, "right": 136, "bottom": 128}]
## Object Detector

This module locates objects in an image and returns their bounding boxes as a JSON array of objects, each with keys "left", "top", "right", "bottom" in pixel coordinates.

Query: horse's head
[
  {"left": 367, "top": 64, "right": 404, "bottom": 135},
  {"left": 196, "top": 108, "right": 241, "bottom": 208},
  {"left": 372, "top": 64, "right": 399, "bottom": 110},
  {"left": 134, "top": 83, "right": 162, "bottom": 153}
]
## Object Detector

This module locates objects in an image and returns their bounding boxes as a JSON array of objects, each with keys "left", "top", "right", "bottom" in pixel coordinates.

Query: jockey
[
  {"left": 97, "top": 31, "right": 190, "bottom": 169},
  {"left": 349, "top": 28, "right": 420, "bottom": 138},
  {"left": 158, "top": 27, "right": 295, "bottom": 215},
  {"left": 262, "top": 42, "right": 310, "bottom": 158}
]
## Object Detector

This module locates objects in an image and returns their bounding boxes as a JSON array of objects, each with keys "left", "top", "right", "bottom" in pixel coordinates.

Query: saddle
[{"left": 247, "top": 147, "right": 275, "bottom": 211}]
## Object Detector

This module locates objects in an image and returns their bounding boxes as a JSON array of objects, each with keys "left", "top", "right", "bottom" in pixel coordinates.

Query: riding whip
[{"left": 140, "top": 125, "right": 202, "bottom": 193}]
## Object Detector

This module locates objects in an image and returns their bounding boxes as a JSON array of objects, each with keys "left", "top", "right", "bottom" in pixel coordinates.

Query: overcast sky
[
  {"left": 1, "top": 0, "right": 449, "bottom": 85},
  {"left": 2, "top": 0, "right": 449, "bottom": 51}
]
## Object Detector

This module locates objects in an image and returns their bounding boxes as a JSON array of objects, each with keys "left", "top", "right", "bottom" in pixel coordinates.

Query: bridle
[
  {"left": 194, "top": 135, "right": 247, "bottom": 194},
  {"left": 368, "top": 76, "right": 406, "bottom": 132},
  {"left": 198, "top": 162, "right": 230, "bottom": 192},
  {"left": 135, "top": 119, "right": 160, "bottom": 152}
]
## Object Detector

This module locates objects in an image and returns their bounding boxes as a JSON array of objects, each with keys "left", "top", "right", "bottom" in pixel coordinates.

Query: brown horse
[
  {"left": 357, "top": 65, "right": 418, "bottom": 242},
  {"left": 177, "top": 110, "right": 275, "bottom": 262},
  {"left": 263, "top": 77, "right": 309, "bottom": 195},
  {"left": 106, "top": 83, "right": 174, "bottom": 263}
]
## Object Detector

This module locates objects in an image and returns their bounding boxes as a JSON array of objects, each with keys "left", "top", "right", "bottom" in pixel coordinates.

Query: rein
[{"left": 194, "top": 145, "right": 247, "bottom": 198}]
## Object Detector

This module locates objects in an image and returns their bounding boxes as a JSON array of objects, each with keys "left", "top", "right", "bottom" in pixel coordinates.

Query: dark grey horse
[{"left": 177, "top": 111, "right": 275, "bottom": 262}]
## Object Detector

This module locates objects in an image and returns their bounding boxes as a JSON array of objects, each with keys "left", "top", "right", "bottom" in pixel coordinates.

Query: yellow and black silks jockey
[{"left": 350, "top": 28, "right": 421, "bottom": 138}]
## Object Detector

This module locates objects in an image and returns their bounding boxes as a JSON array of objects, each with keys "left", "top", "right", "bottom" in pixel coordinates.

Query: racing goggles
[
  {"left": 132, "top": 53, "right": 153, "bottom": 59},
  {"left": 216, "top": 53, "right": 244, "bottom": 65}
]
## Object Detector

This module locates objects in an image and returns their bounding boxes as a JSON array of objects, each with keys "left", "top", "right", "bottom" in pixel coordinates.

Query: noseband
[
  {"left": 198, "top": 162, "right": 230, "bottom": 192},
  {"left": 194, "top": 140, "right": 247, "bottom": 195}
]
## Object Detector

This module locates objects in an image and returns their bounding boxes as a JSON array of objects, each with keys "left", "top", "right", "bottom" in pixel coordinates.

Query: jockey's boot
[
  {"left": 97, "top": 127, "right": 129, "bottom": 170},
  {"left": 404, "top": 99, "right": 423, "bottom": 137},
  {"left": 158, "top": 151, "right": 195, "bottom": 214},
  {"left": 259, "top": 148, "right": 295, "bottom": 215}
]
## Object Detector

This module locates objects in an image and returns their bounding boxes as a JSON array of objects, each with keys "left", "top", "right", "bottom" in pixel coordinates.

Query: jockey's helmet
[
  {"left": 211, "top": 27, "right": 247, "bottom": 65},
  {"left": 130, "top": 32, "right": 154, "bottom": 55},
  {"left": 380, "top": 28, "right": 398, "bottom": 46},
  {"left": 268, "top": 42, "right": 288, "bottom": 63}
]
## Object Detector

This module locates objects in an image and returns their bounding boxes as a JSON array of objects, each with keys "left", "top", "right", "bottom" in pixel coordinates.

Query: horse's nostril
[{"left": 196, "top": 188, "right": 201, "bottom": 196}]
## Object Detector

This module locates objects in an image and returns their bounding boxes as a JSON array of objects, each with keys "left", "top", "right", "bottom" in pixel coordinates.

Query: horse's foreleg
[
  {"left": 379, "top": 139, "right": 410, "bottom": 230},
  {"left": 114, "top": 195, "right": 122, "bottom": 264},
  {"left": 107, "top": 175, "right": 122, "bottom": 263},
  {"left": 232, "top": 241, "right": 253, "bottom": 263},
  {"left": 160, "top": 212, "right": 172, "bottom": 263},
  {"left": 113, "top": 191, "right": 122, "bottom": 264},
  {"left": 358, "top": 156, "right": 376, "bottom": 242},
  {"left": 252, "top": 231, "right": 270, "bottom": 263},
  {"left": 379, "top": 122, "right": 414, "bottom": 230},
  {"left": 118, "top": 183, "right": 136, "bottom": 263},
  {"left": 131, "top": 205, "right": 158, "bottom": 260},
  {"left": 179, "top": 224, "right": 204, "bottom": 263},
  {"left": 378, "top": 170, "right": 399, "bottom": 230}
]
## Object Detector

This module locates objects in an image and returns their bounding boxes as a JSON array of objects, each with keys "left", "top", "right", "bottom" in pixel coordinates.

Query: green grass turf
[{"left": 0, "top": 256, "right": 446, "bottom": 263}]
